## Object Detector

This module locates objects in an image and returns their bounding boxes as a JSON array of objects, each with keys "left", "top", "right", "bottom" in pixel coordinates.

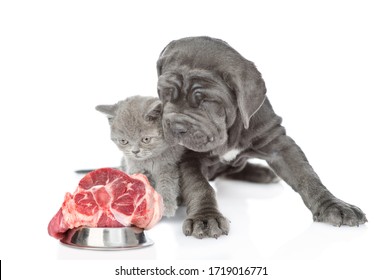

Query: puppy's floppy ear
[
  {"left": 145, "top": 99, "right": 162, "bottom": 121},
  {"left": 223, "top": 61, "right": 267, "bottom": 129},
  {"left": 156, "top": 46, "right": 169, "bottom": 76},
  {"left": 95, "top": 103, "right": 118, "bottom": 124},
  {"left": 157, "top": 53, "right": 165, "bottom": 76},
  {"left": 156, "top": 40, "right": 176, "bottom": 76}
]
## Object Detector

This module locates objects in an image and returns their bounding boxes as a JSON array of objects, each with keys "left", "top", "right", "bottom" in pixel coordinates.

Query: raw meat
[{"left": 48, "top": 168, "right": 163, "bottom": 240}]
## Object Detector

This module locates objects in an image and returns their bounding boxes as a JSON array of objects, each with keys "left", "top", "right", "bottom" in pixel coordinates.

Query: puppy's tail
[
  {"left": 74, "top": 167, "right": 122, "bottom": 174},
  {"left": 74, "top": 168, "right": 96, "bottom": 174}
]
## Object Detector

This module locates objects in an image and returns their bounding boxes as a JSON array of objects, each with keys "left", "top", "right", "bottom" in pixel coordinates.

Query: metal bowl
[{"left": 60, "top": 226, "right": 154, "bottom": 250}]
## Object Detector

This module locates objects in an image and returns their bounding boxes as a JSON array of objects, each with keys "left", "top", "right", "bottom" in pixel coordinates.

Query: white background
[{"left": 1, "top": 0, "right": 380, "bottom": 279}]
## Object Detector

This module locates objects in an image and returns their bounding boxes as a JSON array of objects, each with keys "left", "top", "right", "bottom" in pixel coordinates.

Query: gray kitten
[{"left": 96, "top": 96, "right": 184, "bottom": 217}]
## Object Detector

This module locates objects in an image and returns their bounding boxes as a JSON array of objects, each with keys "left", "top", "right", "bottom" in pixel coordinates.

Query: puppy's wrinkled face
[{"left": 158, "top": 69, "right": 237, "bottom": 152}]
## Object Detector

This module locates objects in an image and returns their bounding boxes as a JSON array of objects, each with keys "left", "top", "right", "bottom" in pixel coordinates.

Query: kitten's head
[{"left": 96, "top": 96, "right": 168, "bottom": 160}]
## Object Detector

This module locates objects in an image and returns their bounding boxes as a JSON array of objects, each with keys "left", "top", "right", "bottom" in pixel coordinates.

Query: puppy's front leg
[
  {"left": 180, "top": 158, "right": 230, "bottom": 238},
  {"left": 261, "top": 135, "right": 367, "bottom": 226}
]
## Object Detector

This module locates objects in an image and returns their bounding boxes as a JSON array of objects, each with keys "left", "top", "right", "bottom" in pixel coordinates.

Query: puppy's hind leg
[{"left": 224, "top": 162, "right": 280, "bottom": 184}]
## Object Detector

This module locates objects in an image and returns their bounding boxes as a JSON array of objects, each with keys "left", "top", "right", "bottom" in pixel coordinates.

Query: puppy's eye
[
  {"left": 142, "top": 137, "right": 151, "bottom": 144},
  {"left": 194, "top": 92, "right": 203, "bottom": 103},
  {"left": 191, "top": 91, "right": 205, "bottom": 107},
  {"left": 118, "top": 139, "right": 129, "bottom": 145}
]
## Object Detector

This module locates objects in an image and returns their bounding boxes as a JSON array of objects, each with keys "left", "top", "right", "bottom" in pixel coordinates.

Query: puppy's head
[{"left": 157, "top": 37, "right": 267, "bottom": 152}]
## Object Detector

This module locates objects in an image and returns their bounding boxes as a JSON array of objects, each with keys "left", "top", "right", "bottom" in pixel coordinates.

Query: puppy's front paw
[
  {"left": 182, "top": 214, "right": 230, "bottom": 239},
  {"left": 313, "top": 198, "right": 367, "bottom": 227}
]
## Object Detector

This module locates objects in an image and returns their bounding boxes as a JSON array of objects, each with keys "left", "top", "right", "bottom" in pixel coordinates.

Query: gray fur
[
  {"left": 96, "top": 96, "right": 185, "bottom": 217},
  {"left": 157, "top": 36, "right": 367, "bottom": 238}
]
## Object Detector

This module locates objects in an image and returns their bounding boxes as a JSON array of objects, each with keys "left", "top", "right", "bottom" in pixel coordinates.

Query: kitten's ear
[
  {"left": 145, "top": 100, "right": 162, "bottom": 121},
  {"left": 95, "top": 104, "right": 118, "bottom": 123}
]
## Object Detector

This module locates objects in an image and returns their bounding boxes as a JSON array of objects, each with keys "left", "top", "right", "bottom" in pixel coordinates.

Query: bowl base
[{"left": 60, "top": 226, "right": 154, "bottom": 251}]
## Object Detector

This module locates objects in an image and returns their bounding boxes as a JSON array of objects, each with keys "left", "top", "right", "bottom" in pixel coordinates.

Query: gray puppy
[{"left": 157, "top": 36, "right": 367, "bottom": 239}]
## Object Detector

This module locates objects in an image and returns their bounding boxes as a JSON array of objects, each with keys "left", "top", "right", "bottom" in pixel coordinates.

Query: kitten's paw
[
  {"left": 182, "top": 214, "right": 230, "bottom": 239},
  {"left": 163, "top": 199, "right": 178, "bottom": 217},
  {"left": 313, "top": 198, "right": 367, "bottom": 227}
]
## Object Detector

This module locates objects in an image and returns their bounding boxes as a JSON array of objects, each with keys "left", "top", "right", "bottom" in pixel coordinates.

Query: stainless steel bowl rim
[{"left": 60, "top": 226, "right": 154, "bottom": 250}]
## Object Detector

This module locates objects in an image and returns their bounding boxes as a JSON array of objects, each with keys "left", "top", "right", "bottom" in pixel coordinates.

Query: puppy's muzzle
[
  {"left": 166, "top": 120, "right": 188, "bottom": 135},
  {"left": 163, "top": 112, "right": 220, "bottom": 151}
]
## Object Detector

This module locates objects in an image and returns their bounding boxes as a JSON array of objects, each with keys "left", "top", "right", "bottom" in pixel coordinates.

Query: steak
[{"left": 48, "top": 168, "right": 163, "bottom": 240}]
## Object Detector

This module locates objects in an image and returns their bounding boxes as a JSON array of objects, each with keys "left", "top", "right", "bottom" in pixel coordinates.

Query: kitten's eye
[
  {"left": 118, "top": 139, "right": 129, "bottom": 145},
  {"left": 142, "top": 137, "right": 151, "bottom": 144}
]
